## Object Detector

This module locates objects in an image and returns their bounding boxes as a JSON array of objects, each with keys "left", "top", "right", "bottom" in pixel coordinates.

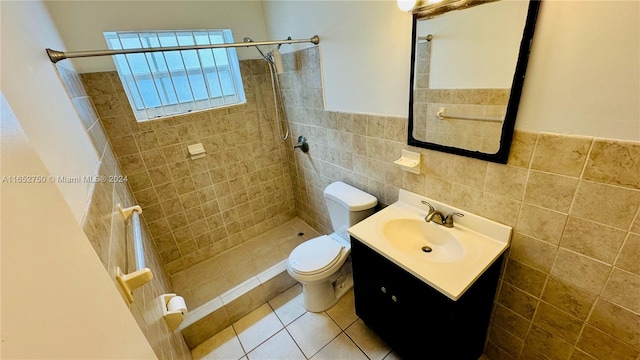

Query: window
[{"left": 104, "top": 30, "right": 246, "bottom": 122}]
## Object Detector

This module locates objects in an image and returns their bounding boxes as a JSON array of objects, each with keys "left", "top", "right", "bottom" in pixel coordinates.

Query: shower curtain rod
[{"left": 46, "top": 35, "right": 320, "bottom": 64}]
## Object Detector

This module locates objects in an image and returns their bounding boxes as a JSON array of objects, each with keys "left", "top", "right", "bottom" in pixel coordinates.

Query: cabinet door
[{"left": 351, "top": 239, "right": 400, "bottom": 343}]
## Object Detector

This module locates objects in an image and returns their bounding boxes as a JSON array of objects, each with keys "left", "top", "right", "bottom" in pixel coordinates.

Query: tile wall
[
  {"left": 413, "top": 41, "right": 508, "bottom": 153},
  {"left": 55, "top": 64, "right": 191, "bottom": 359},
  {"left": 80, "top": 60, "right": 296, "bottom": 282},
  {"left": 282, "top": 47, "right": 640, "bottom": 360}
]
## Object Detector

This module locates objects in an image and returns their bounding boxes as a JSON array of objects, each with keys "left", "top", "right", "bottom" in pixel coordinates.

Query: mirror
[{"left": 407, "top": 0, "right": 540, "bottom": 163}]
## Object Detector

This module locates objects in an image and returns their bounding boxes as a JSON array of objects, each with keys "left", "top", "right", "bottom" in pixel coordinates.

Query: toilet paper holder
[{"left": 159, "top": 293, "right": 188, "bottom": 331}]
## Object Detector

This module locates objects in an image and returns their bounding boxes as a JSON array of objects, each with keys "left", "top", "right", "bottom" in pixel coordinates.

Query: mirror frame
[{"left": 407, "top": 0, "right": 541, "bottom": 164}]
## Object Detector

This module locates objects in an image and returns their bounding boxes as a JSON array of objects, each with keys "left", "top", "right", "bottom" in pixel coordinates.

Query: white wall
[
  {"left": 418, "top": 0, "right": 528, "bottom": 89},
  {"left": 516, "top": 0, "right": 639, "bottom": 140},
  {"left": 45, "top": 0, "right": 270, "bottom": 73},
  {"left": 1, "top": 0, "right": 99, "bottom": 222},
  {"left": 263, "top": 0, "right": 639, "bottom": 141},
  {"left": 0, "top": 93, "right": 157, "bottom": 359},
  {"left": 262, "top": 0, "right": 413, "bottom": 117}
]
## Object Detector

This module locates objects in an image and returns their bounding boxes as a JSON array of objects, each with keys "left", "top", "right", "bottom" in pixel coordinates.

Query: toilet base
[{"left": 301, "top": 262, "right": 353, "bottom": 312}]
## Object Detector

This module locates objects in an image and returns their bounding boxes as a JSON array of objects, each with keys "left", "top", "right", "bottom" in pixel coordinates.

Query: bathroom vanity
[
  {"left": 351, "top": 238, "right": 502, "bottom": 359},
  {"left": 347, "top": 190, "right": 511, "bottom": 359}
]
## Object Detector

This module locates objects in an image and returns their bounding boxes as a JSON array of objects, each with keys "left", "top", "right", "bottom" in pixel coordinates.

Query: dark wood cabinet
[{"left": 351, "top": 237, "right": 503, "bottom": 360}]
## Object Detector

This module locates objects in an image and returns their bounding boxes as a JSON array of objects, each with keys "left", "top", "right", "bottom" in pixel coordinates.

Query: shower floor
[{"left": 170, "top": 217, "right": 321, "bottom": 310}]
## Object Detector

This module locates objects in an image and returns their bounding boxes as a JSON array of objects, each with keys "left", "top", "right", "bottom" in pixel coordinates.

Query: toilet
[{"left": 287, "top": 181, "right": 377, "bottom": 312}]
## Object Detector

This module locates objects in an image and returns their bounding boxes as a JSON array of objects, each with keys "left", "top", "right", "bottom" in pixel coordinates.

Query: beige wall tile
[
  {"left": 424, "top": 150, "right": 456, "bottom": 179},
  {"left": 499, "top": 283, "right": 539, "bottom": 320},
  {"left": 588, "top": 298, "right": 640, "bottom": 349},
  {"left": 631, "top": 214, "right": 640, "bottom": 234},
  {"left": 601, "top": 268, "right": 640, "bottom": 313},
  {"left": 423, "top": 175, "right": 452, "bottom": 204},
  {"left": 516, "top": 204, "right": 568, "bottom": 245},
  {"left": 571, "top": 181, "right": 640, "bottom": 230},
  {"left": 480, "top": 193, "right": 521, "bottom": 227},
  {"left": 551, "top": 249, "right": 612, "bottom": 294},
  {"left": 576, "top": 325, "right": 639, "bottom": 360},
  {"left": 140, "top": 149, "right": 167, "bottom": 169},
  {"left": 523, "top": 325, "right": 574, "bottom": 360},
  {"left": 450, "top": 183, "right": 483, "bottom": 214},
  {"left": 492, "top": 304, "right": 531, "bottom": 339},
  {"left": 560, "top": 216, "right": 627, "bottom": 264},
  {"left": 531, "top": 133, "right": 592, "bottom": 177},
  {"left": 488, "top": 325, "right": 524, "bottom": 358},
  {"left": 453, "top": 156, "right": 488, "bottom": 189},
  {"left": 504, "top": 259, "right": 548, "bottom": 297},
  {"left": 80, "top": 72, "right": 115, "bottom": 96},
  {"left": 569, "top": 349, "right": 597, "bottom": 360},
  {"left": 509, "top": 232, "right": 558, "bottom": 273},
  {"left": 533, "top": 302, "right": 584, "bottom": 343},
  {"left": 584, "top": 139, "right": 640, "bottom": 190},
  {"left": 484, "top": 163, "right": 528, "bottom": 201},
  {"left": 523, "top": 171, "right": 580, "bottom": 213},
  {"left": 519, "top": 346, "right": 548, "bottom": 360},
  {"left": 508, "top": 130, "right": 537, "bottom": 168},
  {"left": 484, "top": 342, "right": 517, "bottom": 360},
  {"left": 118, "top": 154, "right": 144, "bottom": 174},
  {"left": 615, "top": 233, "right": 640, "bottom": 275},
  {"left": 541, "top": 277, "right": 597, "bottom": 320}
]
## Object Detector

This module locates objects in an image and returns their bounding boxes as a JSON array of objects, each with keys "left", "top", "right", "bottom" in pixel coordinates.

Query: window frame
[{"left": 104, "top": 29, "right": 246, "bottom": 122}]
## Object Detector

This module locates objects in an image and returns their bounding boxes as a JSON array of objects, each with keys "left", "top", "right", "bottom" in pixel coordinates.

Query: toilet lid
[{"left": 289, "top": 235, "right": 344, "bottom": 275}]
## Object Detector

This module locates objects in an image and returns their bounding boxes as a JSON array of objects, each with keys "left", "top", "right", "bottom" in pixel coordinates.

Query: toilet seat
[{"left": 289, "top": 235, "right": 344, "bottom": 276}]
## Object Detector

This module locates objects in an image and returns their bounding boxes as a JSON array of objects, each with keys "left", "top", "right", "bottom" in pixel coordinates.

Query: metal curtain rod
[{"left": 46, "top": 35, "right": 320, "bottom": 64}]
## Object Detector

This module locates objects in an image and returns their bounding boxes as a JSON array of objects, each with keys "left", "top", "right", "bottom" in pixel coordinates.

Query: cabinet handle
[
  {"left": 391, "top": 295, "right": 398, "bottom": 303},
  {"left": 381, "top": 286, "right": 387, "bottom": 294}
]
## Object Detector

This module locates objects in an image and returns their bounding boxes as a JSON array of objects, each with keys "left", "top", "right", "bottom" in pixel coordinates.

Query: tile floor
[{"left": 192, "top": 284, "right": 403, "bottom": 360}]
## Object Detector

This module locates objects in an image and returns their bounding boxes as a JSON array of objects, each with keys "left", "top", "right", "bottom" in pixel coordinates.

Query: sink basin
[
  {"left": 348, "top": 189, "right": 512, "bottom": 300},
  {"left": 381, "top": 218, "right": 463, "bottom": 263}
]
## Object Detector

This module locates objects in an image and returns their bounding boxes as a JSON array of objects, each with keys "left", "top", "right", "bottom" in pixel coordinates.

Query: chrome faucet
[{"left": 421, "top": 201, "right": 464, "bottom": 228}]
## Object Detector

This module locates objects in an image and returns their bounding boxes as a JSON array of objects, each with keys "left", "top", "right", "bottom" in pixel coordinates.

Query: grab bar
[
  {"left": 116, "top": 204, "right": 153, "bottom": 304},
  {"left": 131, "top": 210, "right": 145, "bottom": 270},
  {"left": 436, "top": 107, "right": 503, "bottom": 123}
]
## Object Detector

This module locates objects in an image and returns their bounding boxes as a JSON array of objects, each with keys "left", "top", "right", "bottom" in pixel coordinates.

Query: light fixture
[
  {"left": 397, "top": 0, "right": 418, "bottom": 12},
  {"left": 398, "top": 0, "right": 446, "bottom": 12}
]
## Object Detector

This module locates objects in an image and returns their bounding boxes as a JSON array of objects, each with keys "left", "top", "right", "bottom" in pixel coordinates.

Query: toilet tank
[{"left": 323, "top": 182, "right": 378, "bottom": 239}]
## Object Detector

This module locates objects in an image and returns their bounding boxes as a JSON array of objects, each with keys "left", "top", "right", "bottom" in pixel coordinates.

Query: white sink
[
  {"left": 381, "top": 218, "right": 464, "bottom": 263},
  {"left": 348, "top": 189, "right": 512, "bottom": 301}
]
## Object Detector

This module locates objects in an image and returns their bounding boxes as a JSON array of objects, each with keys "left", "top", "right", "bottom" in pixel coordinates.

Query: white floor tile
[
  {"left": 233, "top": 304, "right": 284, "bottom": 353},
  {"left": 311, "top": 332, "right": 369, "bottom": 360},
  {"left": 247, "top": 329, "right": 306, "bottom": 360},
  {"left": 192, "top": 326, "right": 244, "bottom": 360},
  {"left": 269, "top": 284, "right": 306, "bottom": 326},
  {"left": 326, "top": 289, "right": 358, "bottom": 330},
  {"left": 287, "top": 311, "right": 342, "bottom": 358},
  {"left": 346, "top": 319, "right": 392, "bottom": 360}
]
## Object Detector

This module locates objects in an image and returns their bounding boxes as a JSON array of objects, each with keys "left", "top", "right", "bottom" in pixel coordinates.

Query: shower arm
[{"left": 46, "top": 35, "right": 319, "bottom": 63}]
